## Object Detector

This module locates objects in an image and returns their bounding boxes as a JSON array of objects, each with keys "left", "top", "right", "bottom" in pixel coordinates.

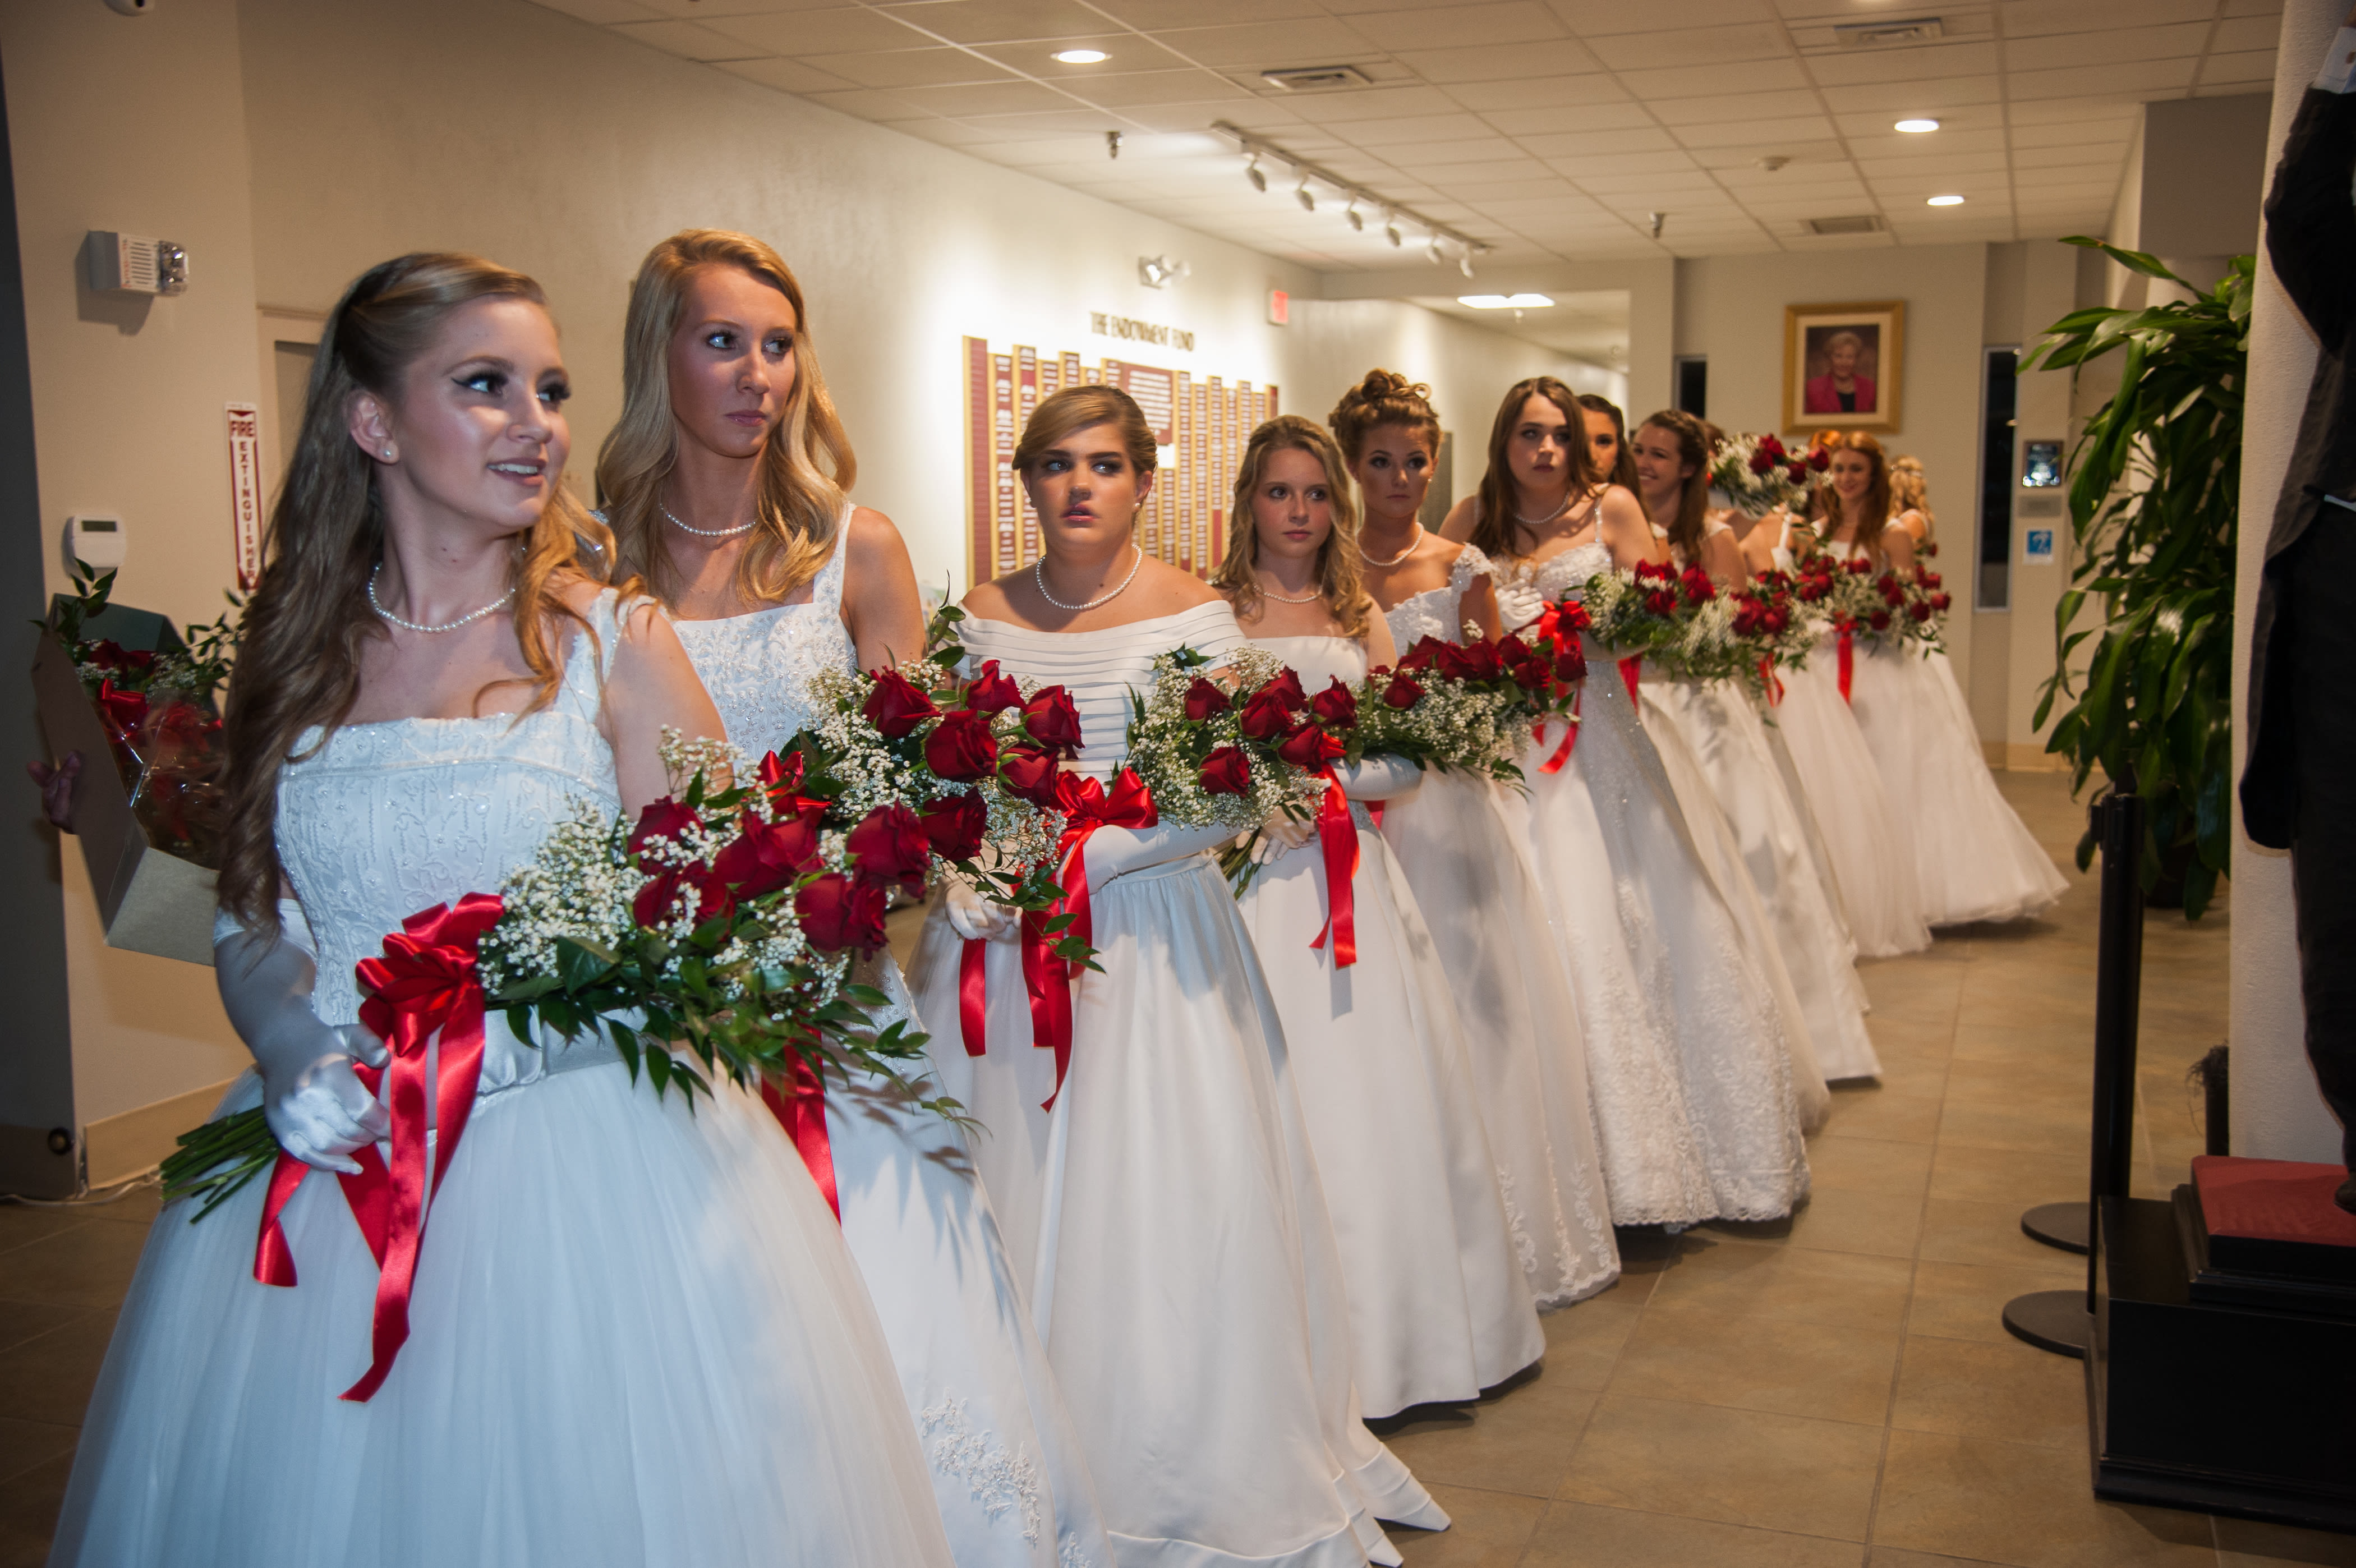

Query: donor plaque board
[{"left": 964, "top": 337, "right": 1278, "bottom": 586}]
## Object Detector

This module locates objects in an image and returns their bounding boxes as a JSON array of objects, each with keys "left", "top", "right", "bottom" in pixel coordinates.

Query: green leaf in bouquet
[
  {"left": 554, "top": 936, "right": 618, "bottom": 992},
  {"left": 1167, "top": 645, "right": 1211, "bottom": 670},
  {"left": 841, "top": 983, "right": 891, "bottom": 1008}
]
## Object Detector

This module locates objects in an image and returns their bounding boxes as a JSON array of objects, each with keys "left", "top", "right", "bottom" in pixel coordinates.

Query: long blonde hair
[
  {"left": 1890, "top": 454, "right": 1936, "bottom": 548},
  {"left": 1469, "top": 376, "right": 1593, "bottom": 561},
  {"left": 1214, "top": 415, "right": 1372, "bottom": 640},
  {"left": 596, "top": 229, "right": 854, "bottom": 607},
  {"left": 218, "top": 254, "right": 604, "bottom": 928}
]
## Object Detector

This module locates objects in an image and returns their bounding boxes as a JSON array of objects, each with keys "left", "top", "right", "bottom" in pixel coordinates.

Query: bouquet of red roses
[
  {"left": 1356, "top": 632, "right": 1570, "bottom": 783},
  {"left": 1901, "top": 567, "right": 1952, "bottom": 650},
  {"left": 1711, "top": 431, "right": 1827, "bottom": 519}
]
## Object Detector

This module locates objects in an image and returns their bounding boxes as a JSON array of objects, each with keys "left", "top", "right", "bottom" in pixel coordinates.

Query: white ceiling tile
[
  {"left": 1816, "top": 77, "right": 2003, "bottom": 113},
  {"left": 974, "top": 35, "right": 1193, "bottom": 73},
  {"left": 1611, "top": 58, "right": 1811, "bottom": 98},
  {"left": 1117, "top": 101, "right": 1292, "bottom": 131},
  {"left": 712, "top": 55, "right": 863, "bottom": 92},
  {"left": 1547, "top": 0, "right": 1777, "bottom": 35},
  {"left": 873, "top": 0, "right": 1112, "bottom": 43},
  {"left": 1844, "top": 127, "right": 2008, "bottom": 159},
  {"left": 1386, "top": 154, "right": 1558, "bottom": 181},
  {"left": 2003, "top": 21, "right": 2211, "bottom": 71},
  {"left": 956, "top": 107, "right": 1144, "bottom": 134},
  {"left": 1649, "top": 88, "right": 1823, "bottom": 125},
  {"left": 1393, "top": 39, "right": 1607, "bottom": 80},
  {"left": 1855, "top": 149, "right": 2008, "bottom": 178},
  {"left": 1512, "top": 127, "right": 1685, "bottom": 157},
  {"left": 1060, "top": 70, "right": 1253, "bottom": 107},
  {"left": 605, "top": 0, "right": 866, "bottom": 16},
  {"left": 1673, "top": 114, "right": 1838, "bottom": 146},
  {"left": 607, "top": 19, "right": 771, "bottom": 59},
  {"left": 890, "top": 117, "right": 1019, "bottom": 146},
  {"left": 1584, "top": 22, "right": 1791, "bottom": 71},
  {"left": 704, "top": 6, "right": 930, "bottom": 52},
  {"left": 1361, "top": 134, "right": 1527, "bottom": 163},
  {"left": 1561, "top": 148, "right": 1704, "bottom": 174},
  {"left": 1281, "top": 85, "right": 1469, "bottom": 121},
  {"left": 1802, "top": 42, "right": 1999, "bottom": 86},
  {"left": 1459, "top": 79, "right": 1639, "bottom": 114},
  {"left": 2191, "top": 80, "right": 2276, "bottom": 98},
  {"left": 2008, "top": 142, "right": 2128, "bottom": 172},
  {"left": 2206, "top": 12, "right": 2283, "bottom": 53},
  {"left": 1685, "top": 139, "right": 1849, "bottom": 169},
  {"left": 1998, "top": 0, "right": 2215, "bottom": 37},
  {"left": 2007, "top": 114, "right": 2136, "bottom": 146},
  {"left": 519, "top": 0, "right": 667, "bottom": 22},
  {"left": 892, "top": 79, "right": 1082, "bottom": 114},
  {"left": 2007, "top": 57, "right": 2198, "bottom": 100},
  {"left": 1318, "top": 111, "right": 1497, "bottom": 145},
  {"left": 1570, "top": 168, "right": 1724, "bottom": 193},
  {"left": 2004, "top": 96, "right": 2143, "bottom": 125},
  {"left": 1149, "top": 19, "right": 1382, "bottom": 69},
  {"left": 2222, "top": 0, "right": 2283, "bottom": 13},
  {"left": 1348, "top": 1, "right": 1569, "bottom": 48},
  {"left": 799, "top": 85, "right": 942, "bottom": 119},
  {"left": 800, "top": 47, "right": 1019, "bottom": 86},
  {"left": 2198, "top": 50, "right": 2279, "bottom": 86}
]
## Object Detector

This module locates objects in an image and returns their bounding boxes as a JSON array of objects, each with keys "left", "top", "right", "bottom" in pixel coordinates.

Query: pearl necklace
[
  {"left": 1036, "top": 545, "right": 1142, "bottom": 612},
  {"left": 1514, "top": 492, "right": 1573, "bottom": 528},
  {"left": 1258, "top": 577, "right": 1323, "bottom": 604},
  {"left": 367, "top": 564, "right": 514, "bottom": 634},
  {"left": 1360, "top": 523, "right": 1423, "bottom": 569},
  {"left": 664, "top": 504, "right": 758, "bottom": 539}
]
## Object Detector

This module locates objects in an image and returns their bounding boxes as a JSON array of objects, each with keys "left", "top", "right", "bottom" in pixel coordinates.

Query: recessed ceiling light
[
  {"left": 1895, "top": 118, "right": 1940, "bottom": 134},
  {"left": 1458, "top": 293, "right": 1553, "bottom": 310},
  {"left": 1052, "top": 48, "right": 1107, "bottom": 64},
  {"left": 1926, "top": 194, "right": 1965, "bottom": 206}
]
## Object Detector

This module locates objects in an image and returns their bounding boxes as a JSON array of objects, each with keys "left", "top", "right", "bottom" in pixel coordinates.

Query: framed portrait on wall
[{"left": 1783, "top": 301, "right": 1905, "bottom": 432}]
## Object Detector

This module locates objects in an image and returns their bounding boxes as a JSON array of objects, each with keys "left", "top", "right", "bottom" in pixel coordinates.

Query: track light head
[
  {"left": 1384, "top": 211, "right": 1402, "bottom": 247},
  {"left": 1345, "top": 200, "right": 1364, "bottom": 231},
  {"left": 1246, "top": 155, "right": 1266, "bottom": 192},
  {"left": 1459, "top": 249, "right": 1475, "bottom": 279},
  {"left": 1426, "top": 233, "right": 1443, "bottom": 265},
  {"left": 1295, "top": 178, "right": 1315, "bottom": 211}
]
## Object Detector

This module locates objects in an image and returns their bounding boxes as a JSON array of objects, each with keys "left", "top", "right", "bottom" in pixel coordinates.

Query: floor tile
[
  {"left": 1819, "top": 1088, "right": 1945, "bottom": 1145},
  {"left": 1392, "top": 1483, "right": 1548, "bottom": 1567},
  {"left": 1642, "top": 1240, "right": 1913, "bottom": 1335},
  {"left": 0, "top": 1302, "right": 89, "bottom": 1360},
  {"left": 0, "top": 1312, "right": 116, "bottom": 1428},
  {"left": 1918, "top": 1198, "right": 2093, "bottom": 1269},
  {"left": 0, "top": 1222, "right": 148, "bottom": 1310},
  {"left": 1867, "top": 1550, "right": 2019, "bottom": 1567},
  {"left": 1558, "top": 1394, "right": 1884, "bottom": 1540},
  {"left": 1889, "top": 1334, "right": 2087, "bottom": 1450},
  {"left": 1904, "top": 1259, "right": 2084, "bottom": 1346},
  {"left": 1383, "top": 1369, "right": 1602, "bottom": 1499},
  {"left": 1928, "top": 1144, "right": 2088, "bottom": 1211},
  {"left": 1537, "top": 1288, "right": 1647, "bottom": 1391},
  {"left": 0, "top": 1451, "right": 72, "bottom": 1568},
  {"left": 0, "top": 1210, "right": 93, "bottom": 1259},
  {"left": 1607, "top": 1307, "right": 1902, "bottom": 1426},
  {"left": 1522, "top": 1500, "right": 1866, "bottom": 1566},
  {"left": 1872, "top": 1429, "right": 2219, "bottom": 1567},
  {"left": 0, "top": 1417, "right": 77, "bottom": 1487},
  {"left": 2215, "top": 1514, "right": 2356, "bottom": 1565},
  {"left": 1935, "top": 1098, "right": 2095, "bottom": 1156}
]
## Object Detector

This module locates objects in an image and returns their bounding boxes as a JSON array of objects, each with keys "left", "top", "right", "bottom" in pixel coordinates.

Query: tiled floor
[{"left": 1, "top": 774, "right": 2348, "bottom": 1567}]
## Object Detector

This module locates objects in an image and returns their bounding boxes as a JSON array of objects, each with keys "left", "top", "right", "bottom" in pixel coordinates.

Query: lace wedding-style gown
[
  {"left": 672, "top": 522, "right": 1111, "bottom": 1568},
  {"left": 1765, "top": 521, "right": 1933, "bottom": 958},
  {"left": 1495, "top": 541, "right": 1810, "bottom": 1227},
  {"left": 1640, "top": 522, "right": 1879, "bottom": 1084},
  {"left": 1825, "top": 537, "right": 2068, "bottom": 926},
  {"left": 49, "top": 591, "right": 956, "bottom": 1568},
  {"left": 1235, "top": 631, "right": 1543, "bottom": 1418},
  {"left": 909, "top": 601, "right": 1443, "bottom": 1568},
  {"left": 1375, "top": 548, "right": 1618, "bottom": 1307}
]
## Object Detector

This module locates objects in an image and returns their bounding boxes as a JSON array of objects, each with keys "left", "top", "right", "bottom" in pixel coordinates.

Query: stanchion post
[{"left": 2086, "top": 788, "right": 2147, "bottom": 1309}]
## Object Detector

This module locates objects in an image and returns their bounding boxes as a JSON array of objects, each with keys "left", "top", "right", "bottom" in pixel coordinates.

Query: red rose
[
  {"left": 918, "top": 790, "right": 989, "bottom": 863},
  {"left": 94, "top": 677, "right": 148, "bottom": 739},
  {"left": 963, "top": 660, "right": 1021, "bottom": 715},
  {"left": 1435, "top": 640, "right": 1502, "bottom": 682},
  {"left": 1198, "top": 746, "right": 1252, "bottom": 796},
  {"left": 85, "top": 641, "right": 155, "bottom": 678},
  {"left": 758, "top": 749, "right": 804, "bottom": 792},
  {"left": 1553, "top": 642, "right": 1589, "bottom": 685},
  {"left": 633, "top": 861, "right": 734, "bottom": 930},
  {"left": 1549, "top": 600, "right": 1593, "bottom": 637},
  {"left": 1930, "top": 592, "right": 1952, "bottom": 612},
  {"left": 1918, "top": 571, "right": 1942, "bottom": 591},
  {"left": 1239, "top": 687, "right": 1297, "bottom": 741},
  {"left": 923, "top": 706, "right": 1000, "bottom": 783},
  {"left": 796, "top": 871, "right": 889, "bottom": 953},
  {"left": 1262, "top": 669, "right": 1308, "bottom": 712},
  {"left": 1499, "top": 641, "right": 1550, "bottom": 692},
  {"left": 1183, "top": 677, "right": 1232, "bottom": 722},
  {"left": 846, "top": 803, "right": 930, "bottom": 897},
  {"left": 1679, "top": 567, "right": 1716, "bottom": 604},
  {"left": 1397, "top": 636, "right": 1446, "bottom": 673},
  {"left": 1786, "top": 463, "right": 1809, "bottom": 485},
  {"left": 1382, "top": 670, "right": 1425, "bottom": 708},
  {"left": 998, "top": 744, "right": 1065, "bottom": 808},
  {"left": 1758, "top": 433, "right": 1787, "bottom": 459},
  {"left": 1277, "top": 724, "right": 1347, "bottom": 769},
  {"left": 1809, "top": 447, "right": 1830, "bottom": 471},
  {"left": 628, "top": 796, "right": 700, "bottom": 856},
  {"left": 1309, "top": 678, "right": 1357, "bottom": 730},
  {"left": 1633, "top": 559, "right": 1674, "bottom": 584},
  {"left": 1795, "top": 578, "right": 1827, "bottom": 603},
  {"left": 711, "top": 808, "right": 823, "bottom": 897},
  {"left": 863, "top": 667, "right": 941, "bottom": 739},
  {"left": 1020, "top": 686, "right": 1084, "bottom": 757},
  {"left": 1764, "top": 607, "right": 1790, "bottom": 634},
  {"left": 1844, "top": 557, "right": 1872, "bottom": 576},
  {"left": 1732, "top": 600, "right": 1767, "bottom": 636},
  {"left": 1869, "top": 609, "right": 1892, "bottom": 631},
  {"left": 1644, "top": 589, "right": 1679, "bottom": 617},
  {"left": 1907, "top": 600, "right": 1932, "bottom": 623},
  {"left": 1748, "top": 448, "right": 1776, "bottom": 475}
]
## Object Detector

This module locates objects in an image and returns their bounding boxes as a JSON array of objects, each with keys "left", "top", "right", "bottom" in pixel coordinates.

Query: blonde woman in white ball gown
[
  {"left": 908, "top": 386, "right": 1442, "bottom": 1568},
  {"left": 1217, "top": 414, "right": 1543, "bottom": 1419},
  {"left": 1628, "top": 411, "right": 1876, "bottom": 1086},
  {"left": 1332, "top": 370, "right": 1619, "bottom": 1308},
  {"left": 1812, "top": 434, "right": 2067, "bottom": 927},
  {"left": 49, "top": 254, "right": 956, "bottom": 1568},
  {"left": 594, "top": 232, "right": 1109, "bottom": 1568},
  {"left": 1444, "top": 378, "right": 1809, "bottom": 1229}
]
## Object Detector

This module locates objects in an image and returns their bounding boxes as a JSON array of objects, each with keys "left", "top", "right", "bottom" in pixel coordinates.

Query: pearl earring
[{"left": 381, "top": 447, "right": 393, "bottom": 458}]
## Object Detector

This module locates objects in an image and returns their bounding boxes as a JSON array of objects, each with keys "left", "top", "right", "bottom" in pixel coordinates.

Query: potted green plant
[{"left": 2022, "top": 237, "right": 2249, "bottom": 919}]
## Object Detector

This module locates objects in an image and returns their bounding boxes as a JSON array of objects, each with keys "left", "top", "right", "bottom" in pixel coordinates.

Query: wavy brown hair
[
  {"left": 1213, "top": 415, "right": 1372, "bottom": 640},
  {"left": 597, "top": 230, "right": 854, "bottom": 608},
  {"left": 1576, "top": 393, "right": 1640, "bottom": 496},
  {"left": 217, "top": 253, "right": 605, "bottom": 930},
  {"left": 1823, "top": 430, "right": 1897, "bottom": 567},
  {"left": 1469, "top": 375, "right": 1593, "bottom": 561},
  {"left": 1890, "top": 454, "right": 1936, "bottom": 548},
  {"left": 1327, "top": 368, "right": 1439, "bottom": 464},
  {"left": 1635, "top": 409, "right": 1713, "bottom": 566}
]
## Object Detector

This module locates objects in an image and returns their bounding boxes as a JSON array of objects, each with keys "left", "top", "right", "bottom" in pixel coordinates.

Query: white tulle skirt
[
  {"left": 825, "top": 959, "right": 1111, "bottom": 1568},
  {"left": 1642, "top": 677, "right": 1880, "bottom": 1083},
  {"left": 1375, "top": 771, "right": 1619, "bottom": 1309},
  {"left": 1768, "top": 650, "right": 1935, "bottom": 958},
  {"left": 49, "top": 1060, "right": 958, "bottom": 1568},
  {"left": 1847, "top": 645, "right": 2069, "bottom": 927},
  {"left": 909, "top": 853, "right": 1439, "bottom": 1568},
  {"left": 1235, "top": 806, "right": 1544, "bottom": 1417},
  {"left": 1504, "top": 648, "right": 1811, "bottom": 1228}
]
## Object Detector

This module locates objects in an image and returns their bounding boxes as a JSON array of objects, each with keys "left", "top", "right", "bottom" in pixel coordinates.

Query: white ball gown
[
  {"left": 906, "top": 600, "right": 1441, "bottom": 1568},
  {"left": 1234, "top": 629, "right": 1544, "bottom": 1418},
  {"left": 671, "top": 520, "right": 1112, "bottom": 1568},
  {"left": 1637, "top": 523, "right": 1879, "bottom": 1084},
  {"left": 47, "top": 591, "right": 958, "bottom": 1568},
  {"left": 1496, "top": 541, "right": 1811, "bottom": 1228},
  {"left": 1826, "top": 537, "right": 2068, "bottom": 926},
  {"left": 1374, "top": 549, "right": 1619, "bottom": 1307},
  {"left": 1763, "top": 520, "right": 1933, "bottom": 958}
]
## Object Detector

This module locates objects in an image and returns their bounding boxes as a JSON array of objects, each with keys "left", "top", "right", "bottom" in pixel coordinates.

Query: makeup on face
[
  {"left": 1352, "top": 426, "right": 1434, "bottom": 528},
  {"left": 668, "top": 263, "right": 798, "bottom": 460},
  {"left": 388, "top": 296, "right": 572, "bottom": 538},
  {"left": 1509, "top": 396, "right": 1576, "bottom": 494},
  {"left": 1024, "top": 423, "right": 1150, "bottom": 551},
  {"left": 1251, "top": 446, "right": 1335, "bottom": 563}
]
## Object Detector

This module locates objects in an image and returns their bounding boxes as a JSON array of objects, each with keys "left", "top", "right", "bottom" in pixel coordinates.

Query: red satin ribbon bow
[
  {"left": 1760, "top": 657, "right": 1785, "bottom": 707},
  {"left": 1016, "top": 767, "right": 1155, "bottom": 1110},
  {"left": 254, "top": 893, "right": 504, "bottom": 1405},
  {"left": 1306, "top": 775, "right": 1359, "bottom": 967},
  {"left": 760, "top": 1055, "right": 838, "bottom": 1222},
  {"left": 1530, "top": 604, "right": 1589, "bottom": 775},
  {"left": 1837, "top": 626, "right": 1856, "bottom": 703},
  {"left": 1618, "top": 655, "right": 1642, "bottom": 702}
]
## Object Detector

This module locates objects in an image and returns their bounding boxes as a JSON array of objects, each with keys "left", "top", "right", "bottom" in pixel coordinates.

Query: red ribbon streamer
[
  {"left": 760, "top": 1057, "right": 839, "bottom": 1222},
  {"left": 1760, "top": 656, "right": 1786, "bottom": 707},
  {"left": 1306, "top": 776, "right": 1359, "bottom": 967},
  {"left": 1618, "top": 655, "right": 1642, "bottom": 701},
  {"left": 958, "top": 937, "right": 989, "bottom": 1056},
  {"left": 1837, "top": 627, "right": 1855, "bottom": 703},
  {"left": 1539, "top": 684, "right": 1583, "bottom": 775}
]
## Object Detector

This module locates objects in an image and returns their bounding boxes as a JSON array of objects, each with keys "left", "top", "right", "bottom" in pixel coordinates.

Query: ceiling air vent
[
  {"left": 1260, "top": 64, "right": 1373, "bottom": 91},
  {"left": 1804, "top": 214, "right": 1883, "bottom": 236},
  {"left": 1833, "top": 16, "right": 1944, "bottom": 47}
]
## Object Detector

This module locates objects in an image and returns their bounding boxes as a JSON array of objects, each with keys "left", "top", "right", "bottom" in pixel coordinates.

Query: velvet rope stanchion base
[{"left": 2021, "top": 1201, "right": 2091, "bottom": 1255}]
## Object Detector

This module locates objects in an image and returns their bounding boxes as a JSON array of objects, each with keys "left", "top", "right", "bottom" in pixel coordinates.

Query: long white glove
[
  {"left": 1082, "top": 819, "right": 1245, "bottom": 891},
  {"left": 214, "top": 902, "right": 389, "bottom": 1175},
  {"left": 1336, "top": 755, "right": 1423, "bottom": 803},
  {"left": 1493, "top": 573, "right": 1547, "bottom": 634},
  {"left": 943, "top": 872, "right": 1019, "bottom": 943}
]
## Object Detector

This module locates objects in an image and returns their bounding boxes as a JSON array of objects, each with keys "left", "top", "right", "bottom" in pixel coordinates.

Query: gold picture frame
[{"left": 1783, "top": 300, "right": 1905, "bottom": 433}]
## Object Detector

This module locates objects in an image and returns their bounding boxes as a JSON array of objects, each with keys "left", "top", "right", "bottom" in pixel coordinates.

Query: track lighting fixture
[
  {"left": 1246, "top": 155, "right": 1266, "bottom": 192},
  {"left": 1211, "top": 123, "right": 1485, "bottom": 271},
  {"left": 1384, "top": 211, "right": 1402, "bottom": 247},
  {"left": 1345, "top": 199, "right": 1363, "bottom": 231},
  {"left": 1459, "top": 249, "right": 1475, "bottom": 279},
  {"left": 1426, "top": 234, "right": 1443, "bottom": 265},
  {"left": 1295, "top": 178, "right": 1315, "bottom": 211}
]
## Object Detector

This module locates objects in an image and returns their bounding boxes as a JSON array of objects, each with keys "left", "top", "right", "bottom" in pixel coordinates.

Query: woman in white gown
[
  {"left": 1331, "top": 371, "right": 1618, "bottom": 1308},
  {"left": 47, "top": 254, "right": 955, "bottom": 1568},
  {"left": 907, "top": 386, "right": 1441, "bottom": 1567},
  {"left": 1629, "top": 412, "right": 1878, "bottom": 1084},
  {"left": 593, "top": 231, "right": 1108, "bottom": 1568},
  {"left": 1746, "top": 509, "right": 1932, "bottom": 958},
  {"left": 1812, "top": 434, "right": 2067, "bottom": 926},
  {"left": 1215, "top": 414, "right": 1543, "bottom": 1418},
  {"left": 1443, "top": 378, "right": 1810, "bottom": 1229}
]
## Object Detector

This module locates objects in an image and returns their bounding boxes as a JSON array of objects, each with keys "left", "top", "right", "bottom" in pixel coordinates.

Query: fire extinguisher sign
[{"left": 226, "top": 402, "right": 261, "bottom": 590}]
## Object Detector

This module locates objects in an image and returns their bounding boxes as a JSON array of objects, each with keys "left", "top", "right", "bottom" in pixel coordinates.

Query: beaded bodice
[
  {"left": 1382, "top": 544, "right": 1493, "bottom": 649},
  {"left": 670, "top": 512, "right": 855, "bottom": 759}
]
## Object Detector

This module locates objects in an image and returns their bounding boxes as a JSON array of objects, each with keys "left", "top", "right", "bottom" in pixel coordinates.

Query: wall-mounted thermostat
[
  {"left": 65, "top": 514, "right": 127, "bottom": 573},
  {"left": 83, "top": 231, "right": 187, "bottom": 296}
]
